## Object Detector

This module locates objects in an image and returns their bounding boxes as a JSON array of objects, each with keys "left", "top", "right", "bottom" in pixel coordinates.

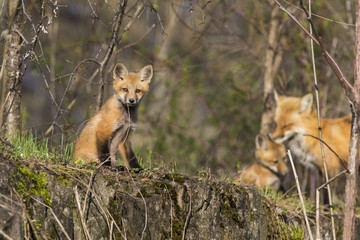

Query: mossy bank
[{"left": 0, "top": 156, "right": 359, "bottom": 239}]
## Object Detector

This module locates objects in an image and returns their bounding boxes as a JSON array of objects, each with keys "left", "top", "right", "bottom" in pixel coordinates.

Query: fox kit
[
  {"left": 272, "top": 92, "right": 351, "bottom": 177},
  {"left": 235, "top": 134, "right": 288, "bottom": 191},
  {"left": 73, "top": 63, "right": 153, "bottom": 168}
]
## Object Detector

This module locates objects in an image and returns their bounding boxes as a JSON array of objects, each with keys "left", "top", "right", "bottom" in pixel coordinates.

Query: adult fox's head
[
  {"left": 255, "top": 134, "right": 288, "bottom": 176},
  {"left": 113, "top": 63, "right": 153, "bottom": 107},
  {"left": 272, "top": 91, "right": 313, "bottom": 144}
]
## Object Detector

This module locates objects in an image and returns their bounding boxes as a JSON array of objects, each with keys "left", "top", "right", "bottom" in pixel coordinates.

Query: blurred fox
[
  {"left": 272, "top": 92, "right": 350, "bottom": 177},
  {"left": 73, "top": 63, "right": 153, "bottom": 168},
  {"left": 235, "top": 134, "right": 288, "bottom": 191}
]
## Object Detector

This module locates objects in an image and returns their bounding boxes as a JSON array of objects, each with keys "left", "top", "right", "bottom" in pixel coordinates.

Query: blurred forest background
[{"left": 0, "top": 0, "right": 355, "bottom": 176}]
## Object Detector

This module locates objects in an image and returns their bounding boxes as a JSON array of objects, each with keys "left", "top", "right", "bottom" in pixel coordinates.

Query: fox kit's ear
[
  {"left": 139, "top": 65, "right": 153, "bottom": 83},
  {"left": 274, "top": 90, "right": 279, "bottom": 103},
  {"left": 255, "top": 134, "right": 268, "bottom": 149},
  {"left": 113, "top": 63, "right": 128, "bottom": 81},
  {"left": 300, "top": 93, "right": 313, "bottom": 113}
]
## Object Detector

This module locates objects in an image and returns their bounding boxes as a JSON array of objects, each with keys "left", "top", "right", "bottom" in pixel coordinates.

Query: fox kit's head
[
  {"left": 255, "top": 134, "right": 288, "bottom": 176},
  {"left": 272, "top": 92, "right": 313, "bottom": 144},
  {"left": 113, "top": 63, "right": 153, "bottom": 107}
]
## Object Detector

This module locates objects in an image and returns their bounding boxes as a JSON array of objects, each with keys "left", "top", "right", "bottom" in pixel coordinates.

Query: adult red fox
[
  {"left": 272, "top": 92, "right": 350, "bottom": 177},
  {"left": 235, "top": 134, "right": 288, "bottom": 191},
  {"left": 73, "top": 63, "right": 153, "bottom": 168}
]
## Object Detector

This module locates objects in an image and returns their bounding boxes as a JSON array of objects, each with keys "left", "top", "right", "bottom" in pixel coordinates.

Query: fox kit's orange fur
[
  {"left": 73, "top": 63, "right": 153, "bottom": 168},
  {"left": 272, "top": 92, "right": 350, "bottom": 177},
  {"left": 235, "top": 134, "right": 288, "bottom": 190}
]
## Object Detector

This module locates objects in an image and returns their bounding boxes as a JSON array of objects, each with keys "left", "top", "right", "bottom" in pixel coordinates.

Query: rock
[{"left": 0, "top": 156, "right": 358, "bottom": 239}]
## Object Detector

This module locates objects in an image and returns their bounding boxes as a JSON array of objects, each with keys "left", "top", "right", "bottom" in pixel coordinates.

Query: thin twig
[
  {"left": 273, "top": 0, "right": 353, "bottom": 97},
  {"left": 304, "top": 134, "right": 349, "bottom": 172},
  {"left": 165, "top": 185, "right": 173, "bottom": 239},
  {"left": 74, "top": 185, "right": 93, "bottom": 240},
  {"left": 30, "top": 196, "right": 72, "bottom": 240},
  {"left": 144, "top": 0, "right": 166, "bottom": 34},
  {"left": 315, "top": 169, "right": 348, "bottom": 239},
  {"left": 124, "top": 166, "right": 148, "bottom": 240},
  {"left": 118, "top": 24, "right": 156, "bottom": 52},
  {"left": 46, "top": 58, "right": 100, "bottom": 135},
  {"left": 287, "top": 150, "right": 314, "bottom": 240},
  {"left": 0, "top": 229, "right": 12, "bottom": 240},
  {"left": 82, "top": 170, "right": 96, "bottom": 218},
  {"left": 188, "top": 0, "right": 195, "bottom": 33},
  {"left": 282, "top": 0, "right": 355, "bottom": 27},
  {"left": 306, "top": 0, "right": 336, "bottom": 238},
  {"left": 110, "top": 220, "right": 114, "bottom": 240},
  {"left": 182, "top": 183, "right": 192, "bottom": 240}
]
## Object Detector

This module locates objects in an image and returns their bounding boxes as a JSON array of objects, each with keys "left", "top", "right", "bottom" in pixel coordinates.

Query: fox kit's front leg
[{"left": 119, "top": 140, "right": 141, "bottom": 168}]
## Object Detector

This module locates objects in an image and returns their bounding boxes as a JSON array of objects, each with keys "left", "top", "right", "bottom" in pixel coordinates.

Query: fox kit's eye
[
  {"left": 135, "top": 89, "right": 141, "bottom": 93},
  {"left": 273, "top": 160, "right": 279, "bottom": 164},
  {"left": 122, "top": 88, "right": 128, "bottom": 92},
  {"left": 282, "top": 122, "right": 293, "bottom": 129}
]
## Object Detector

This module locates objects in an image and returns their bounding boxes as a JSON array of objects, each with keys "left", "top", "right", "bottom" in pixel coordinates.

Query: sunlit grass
[
  {"left": 258, "top": 185, "right": 315, "bottom": 213},
  {"left": 2, "top": 131, "right": 74, "bottom": 163}
]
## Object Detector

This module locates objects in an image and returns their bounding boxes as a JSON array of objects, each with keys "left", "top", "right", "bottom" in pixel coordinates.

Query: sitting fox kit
[
  {"left": 235, "top": 134, "right": 288, "bottom": 191},
  {"left": 272, "top": 92, "right": 350, "bottom": 177},
  {"left": 73, "top": 63, "right": 153, "bottom": 168}
]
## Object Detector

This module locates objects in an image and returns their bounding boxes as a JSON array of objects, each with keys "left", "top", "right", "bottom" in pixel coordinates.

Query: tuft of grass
[
  {"left": 257, "top": 185, "right": 284, "bottom": 204},
  {"left": 138, "top": 149, "right": 154, "bottom": 170},
  {"left": 5, "top": 131, "right": 73, "bottom": 163},
  {"left": 258, "top": 185, "right": 315, "bottom": 213},
  {"left": 137, "top": 149, "right": 179, "bottom": 174}
]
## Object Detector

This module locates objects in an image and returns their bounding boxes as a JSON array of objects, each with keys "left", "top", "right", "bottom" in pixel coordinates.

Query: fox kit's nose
[{"left": 129, "top": 98, "right": 135, "bottom": 104}]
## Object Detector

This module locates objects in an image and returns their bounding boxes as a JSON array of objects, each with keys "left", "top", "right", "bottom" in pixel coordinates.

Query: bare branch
[
  {"left": 96, "top": 0, "right": 128, "bottom": 111},
  {"left": 273, "top": 0, "right": 353, "bottom": 97}
]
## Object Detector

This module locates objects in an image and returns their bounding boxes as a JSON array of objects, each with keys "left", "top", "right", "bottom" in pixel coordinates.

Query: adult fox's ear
[
  {"left": 300, "top": 93, "right": 313, "bottom": 114},
  {"left": 139, "top": 65, "right": 153, "bottom": 83},
  {"left": 113, "top": 63, "right": 128, "bottom": 81}
]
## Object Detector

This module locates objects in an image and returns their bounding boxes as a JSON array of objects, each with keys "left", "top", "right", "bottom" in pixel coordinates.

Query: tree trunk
[
  {"left": 342, "top": 1, "right": 360, "bottom": 238},
  {"left": 260, "top": 4, "right": 283, "bottom": 135},
  {"left": 1, "top": 0, "right": 23, "bottom": 136}
]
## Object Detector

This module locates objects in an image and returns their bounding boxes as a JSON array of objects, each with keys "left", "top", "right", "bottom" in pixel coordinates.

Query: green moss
[
  {"left": 219, "top": 192, "right": 244, "bottom": 228},
  {"left": 336, "top": 222, "right": 343, "bottom": 238},
  {"left": 15, "top": 164, "right": 52, "bottom": 206},
  {"left": 220, "top": 222, "right": 225, "bottom": 228},
  {"left": 55, "top": 175, "right": 69, "bottom": 186},
  {"left": 153, "top": 181, "right": 173, "bottom": 195},
  {"left": 34, "top": 220, "right": 42, "bottom": 230},
  {"left": 288, "top": 225, "right": 304, "bottom": 240},
  {"left": 172, "top": 222, "right": 183, "bottom": 236},
  {"left": 137, "top": 187, "right": 152, "bottom": 198},
  {"left": 165, "top": 174, "right": 185, "bottom": 184}
]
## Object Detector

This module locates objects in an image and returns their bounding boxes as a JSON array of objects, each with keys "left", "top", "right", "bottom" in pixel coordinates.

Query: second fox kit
[
  {"left": 235, "top": 134, "right": 288, "bottom": 191},
  {"left": 73, "top": 63, "right": 153, "bottom": 168},
  {"left": 272, "top": 92, "right": 350, "bottom": 177}
]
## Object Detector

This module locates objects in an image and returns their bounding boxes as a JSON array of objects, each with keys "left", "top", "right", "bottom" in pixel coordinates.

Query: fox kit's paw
[{"left": 128, "top": 157, "right": 143, "bottom": 170}]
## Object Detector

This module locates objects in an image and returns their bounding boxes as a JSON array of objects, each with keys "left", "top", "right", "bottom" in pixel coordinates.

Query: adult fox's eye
[
  {"left": 282, "top": 123, "right": 293, "bottom": 129},
  {"left": 123, "top": 88, "right": 128, "bottom": 92},
  {"left": 135, "top": 89, "right": 141, "bottom": 93}
]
